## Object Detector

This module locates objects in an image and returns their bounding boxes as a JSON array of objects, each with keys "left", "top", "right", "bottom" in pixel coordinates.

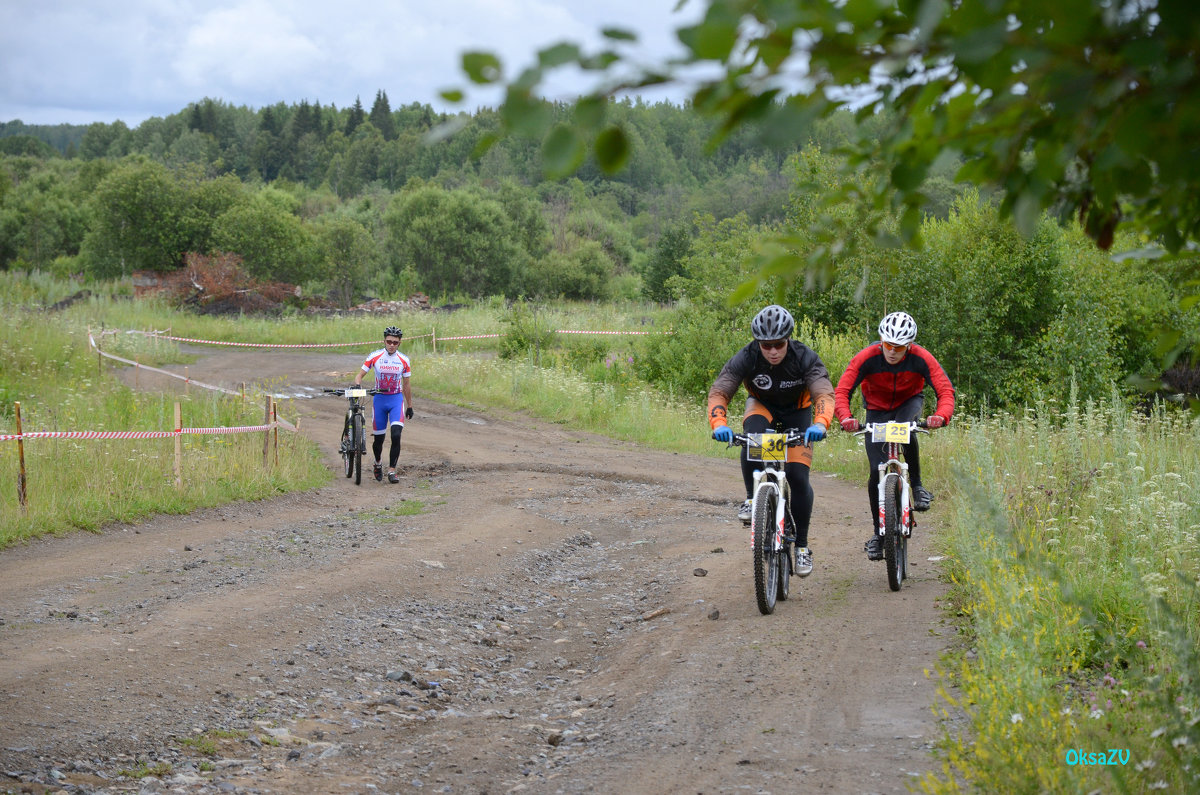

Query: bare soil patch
[{"left": 0, "top": 349, "right": 953, "bottom": 794}]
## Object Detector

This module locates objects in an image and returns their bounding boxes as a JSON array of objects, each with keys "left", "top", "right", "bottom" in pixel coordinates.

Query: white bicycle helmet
[
  {"left": 878, "top": 311, "right": 917, "bottom": 345},
  {"left": 751, "top": 305, "right": 795, "bottom": 341}
]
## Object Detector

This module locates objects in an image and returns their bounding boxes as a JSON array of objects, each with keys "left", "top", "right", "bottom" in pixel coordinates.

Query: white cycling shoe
[{"left": 795, "top": 547, "right": 813, "bottom": 577}]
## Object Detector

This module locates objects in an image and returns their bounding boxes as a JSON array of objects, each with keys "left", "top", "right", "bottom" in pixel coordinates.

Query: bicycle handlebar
[
  {"left": 721, "top": 428, "right": 814, "bottom": 449},
  {"left": 851, "top": 419, "right": 931, "bottom": 438},
  {"left": 322, "top": 387, "right": 381, "bottom": 397}
]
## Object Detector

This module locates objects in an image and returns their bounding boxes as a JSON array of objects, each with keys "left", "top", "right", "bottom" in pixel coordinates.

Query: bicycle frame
[
  {"left": 865, "top": 421, "right": 924, "bottom": 540},
  {"left": 342, "top": 391, "right": 368, "bottom": 451},
  {"left": 739, "top": 431, "right": 804, "bottom": 546},
  {"left": 876, "top": 438, "right": 912, "bottom": 540}
]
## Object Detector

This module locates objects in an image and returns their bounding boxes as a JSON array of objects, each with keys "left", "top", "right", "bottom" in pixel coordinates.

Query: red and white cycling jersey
[{"left": 360, "top": 349, "right": 411, "bottom": 394}]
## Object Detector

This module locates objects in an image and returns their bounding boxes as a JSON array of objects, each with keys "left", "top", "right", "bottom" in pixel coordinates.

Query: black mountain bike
[{"left": 323, "top": 387, "right": 377, "bottom": 485}]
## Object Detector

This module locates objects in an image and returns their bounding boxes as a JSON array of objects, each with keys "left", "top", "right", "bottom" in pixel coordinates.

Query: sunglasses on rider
[
  {"left": 880, "top": 340, "right": 908, "bottom": 353},
  {"left": 384, "top": 338, "right": 401, "bottom": 345},
  {"left": 759, "top": 339, "right": 788, "bottom": 351}
]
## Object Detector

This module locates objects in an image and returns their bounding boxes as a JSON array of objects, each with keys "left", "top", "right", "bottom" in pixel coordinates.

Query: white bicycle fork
[{"left": 751, "top": 469, "right": 790, "bottom": 552}]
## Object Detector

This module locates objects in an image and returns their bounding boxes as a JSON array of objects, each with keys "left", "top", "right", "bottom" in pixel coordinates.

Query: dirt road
[{"left": 0, "top": 349, "right": 952, "bottom": 794}]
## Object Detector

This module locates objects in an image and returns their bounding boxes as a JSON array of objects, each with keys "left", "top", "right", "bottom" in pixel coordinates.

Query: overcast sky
[{"left": 1, "top": 0, "right": 704, "bottom": 127}]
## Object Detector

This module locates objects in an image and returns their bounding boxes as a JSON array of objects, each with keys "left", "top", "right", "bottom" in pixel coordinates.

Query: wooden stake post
[
  {"left": 262, "top": 395, "right": 273, "bottom": 469},
  {"left": 174, "top": 402, "right": 183, "bottom": 490},
  {"left": 15, "top": 402, "right": 27, "bottom": 511}
]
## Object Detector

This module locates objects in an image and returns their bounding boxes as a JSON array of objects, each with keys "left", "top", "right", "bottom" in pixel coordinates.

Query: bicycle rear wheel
[
  {"left": 351, "top": 414, "right": 364, "bottom": 485},
  {"left": 752, "top": 484, "right": 779, "bottom": 615},
  {"left": 883, "top": 473, "right": 905, "bottom": 591}
]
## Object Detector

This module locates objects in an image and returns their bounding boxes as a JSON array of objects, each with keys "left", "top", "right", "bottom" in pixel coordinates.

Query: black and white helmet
[
  {"left": 751, "top": 305, "right": 795, "bottom": 341},
  {"left": 383, "top": 326, "right": 402, "bottom": 339},
  {"left": 878, "top": 312, "right": 917, "bottom": 345}
]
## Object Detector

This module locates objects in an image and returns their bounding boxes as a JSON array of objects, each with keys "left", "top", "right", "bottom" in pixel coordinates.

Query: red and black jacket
[{"left": 834, "top": 343, "right": 955, "bottom": 422}]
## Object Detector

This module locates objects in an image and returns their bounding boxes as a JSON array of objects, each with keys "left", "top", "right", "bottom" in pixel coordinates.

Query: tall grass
[
  {"left": 0, "top": 298, "right": 329, "bottom": 547},
  {"left": 920, "top": 391, "right": 1200, "bottom": 794}
]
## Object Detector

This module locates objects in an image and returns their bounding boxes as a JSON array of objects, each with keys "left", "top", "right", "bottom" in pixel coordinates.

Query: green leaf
[
  {"left": 541, "top": 124, "right": 586, "bottom": 179},
  {"left": 462, "top": 51, "right": 502, "bottom": 85},
  {"left": 439, "top": 89, "right": 464, "bottom": 103},
  {"left": 601, "top": 27, "right": 637, "bottom": 41},
  {"left": 594, "top": 126, "right": 630, "bottom": 174},
  {"left": 677, "top": 20, "right": 739, "bottom": 60},
  {"left": 469, "top": 131, "right": 499, "bottom": 159},
  {"left": 1012, "top": 190, "right": 1041, "bottom": 238},
  {"left": 579, "top": 51, "right": 621, "bottom": 71},
  {"left": 501, "top": 88, "right": 553, "bottom": 136},
  {"left": 890, "top": 159, "right": 929, "bottom": 192},
  {"left": 538, "top": 42, "right": 581, "bottom": 69},
  {"left": 728, "top": 278, "right": 760, "bottom": 305},
  {"left": 573, "top": 95, "right": 607, "bottom": 131},
  {"left": 950, "top": 22, "right": 1008, "bottom": 65}
]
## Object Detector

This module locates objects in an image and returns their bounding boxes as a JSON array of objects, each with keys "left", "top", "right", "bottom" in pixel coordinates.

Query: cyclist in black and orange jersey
[
  {"left": 708, "top": 305, "right": 835, "bottom": 577},
  {"left": 833, "top": 311, "right": 955, "bottom": 561}
]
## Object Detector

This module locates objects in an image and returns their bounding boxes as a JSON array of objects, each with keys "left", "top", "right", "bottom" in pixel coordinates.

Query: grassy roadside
[{"left": 0, "top": 298, "right": 330, "bottom": 546}]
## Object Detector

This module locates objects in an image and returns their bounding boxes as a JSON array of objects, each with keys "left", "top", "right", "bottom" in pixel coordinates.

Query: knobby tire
[
  {"left": 776, "top": 505, "right": 792, "bottom": 602},
  {"left": 351, "top": 414, "right": 364, "bottom": 485},
  {"left": 341, "top": 418, "right": 354, "bottom": 479},
  {"left": 883, "top": 472, "right": 904, "bottom": 591},
  {"left": 753, "top": 484, "right": 779, "bottom": 615}
]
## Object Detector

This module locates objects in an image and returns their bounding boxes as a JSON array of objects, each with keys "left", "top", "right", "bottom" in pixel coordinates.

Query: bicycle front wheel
[
  {"left": 883, "top": 473, "right": 905, "bottom": 591},
  {"left": 752, "top": 484, "right": 779, "bottom": 615},
  {"left": 776, "top": 507, "right": 792, "bottom": 602},
  {"left": 341, "top": 421, "right": 354, "bottom": 478},
  {"left": 351, "top": 414, "right": 364, "bottom": 485}
]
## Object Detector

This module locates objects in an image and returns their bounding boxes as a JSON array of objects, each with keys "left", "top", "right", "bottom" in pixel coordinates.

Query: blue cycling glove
[
  {"left": 712, "top": 425, "right": 733, "bottom": 443},
  {"left": 803, "top": 423, "right": 826, "bottom": 445}
]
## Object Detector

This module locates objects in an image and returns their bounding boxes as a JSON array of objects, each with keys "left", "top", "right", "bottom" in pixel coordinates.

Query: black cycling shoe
[
  {"left": 387, "top": 469, "right": 400, "bottom": 484},
  {"left": 373, "top": 462, "right": 383, "bottom": 482},
  {"left": 864, "top": 536, "right": 883, "bottom": 561},
  {"left": 913, "top": 485, "right": 933, "bottom": 512}
]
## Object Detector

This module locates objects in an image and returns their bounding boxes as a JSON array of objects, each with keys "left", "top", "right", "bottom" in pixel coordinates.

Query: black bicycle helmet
[
  {"left": 383, "top": 326, "right": 402, "bottom": 339},
  {"left": 750, "top": 305, "right": 795, "bottom": 341}
]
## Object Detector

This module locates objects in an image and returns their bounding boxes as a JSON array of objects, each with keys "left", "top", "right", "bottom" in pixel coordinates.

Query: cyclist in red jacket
[{"left": 834, "top": 312, "right": 955, "bottom": 561}]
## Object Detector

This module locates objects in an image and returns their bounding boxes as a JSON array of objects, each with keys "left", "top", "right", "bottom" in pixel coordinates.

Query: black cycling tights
[
  {"left": 372, "top": 424, "right": 403, "bottom": 468},
  {"left": 864, "top": 394, "right": 924, "bottom": 523},
  {"left": 740, "top": 413, "right": 814, "bottom": 548}
]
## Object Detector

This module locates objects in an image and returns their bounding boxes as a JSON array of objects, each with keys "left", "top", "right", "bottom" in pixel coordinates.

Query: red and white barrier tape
[
  {"left": 119, "top": 328, "right": 659, "bottom": 347},
  {"left": 0, "top": 424, "right": 275, "bottom": 443},
  {"left": 129, "top": 330, "right": 379, "bottom": 348},
  {"left": 552, "top": 329, "right": 659, "bottom": 335}
]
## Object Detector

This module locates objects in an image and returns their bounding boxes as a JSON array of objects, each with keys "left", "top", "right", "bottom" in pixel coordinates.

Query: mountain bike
[
  {"left": 854, "top": 420, "right": 930, "bottom": 591},
  {"left": 323, "top": 387, "right": 377, "bottom": 485},
  {"left": 722, "top": 428, "right": 811, "bottom": 615}
]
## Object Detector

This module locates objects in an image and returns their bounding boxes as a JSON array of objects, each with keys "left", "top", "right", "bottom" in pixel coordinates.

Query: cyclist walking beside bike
[
  {"left": 708, "top": 305, "right": 835, "bottom": 577},
  {"left": 355, "top": 326, "right": 413, "bottom": 484},
  {"left": 834, "top": 312, "right": 954, "bottom": 560}
]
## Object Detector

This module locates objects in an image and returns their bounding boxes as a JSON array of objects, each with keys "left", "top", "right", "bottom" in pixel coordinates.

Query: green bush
[{"left": 498, "top": 299, "right": 556, "bottom": 360}]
